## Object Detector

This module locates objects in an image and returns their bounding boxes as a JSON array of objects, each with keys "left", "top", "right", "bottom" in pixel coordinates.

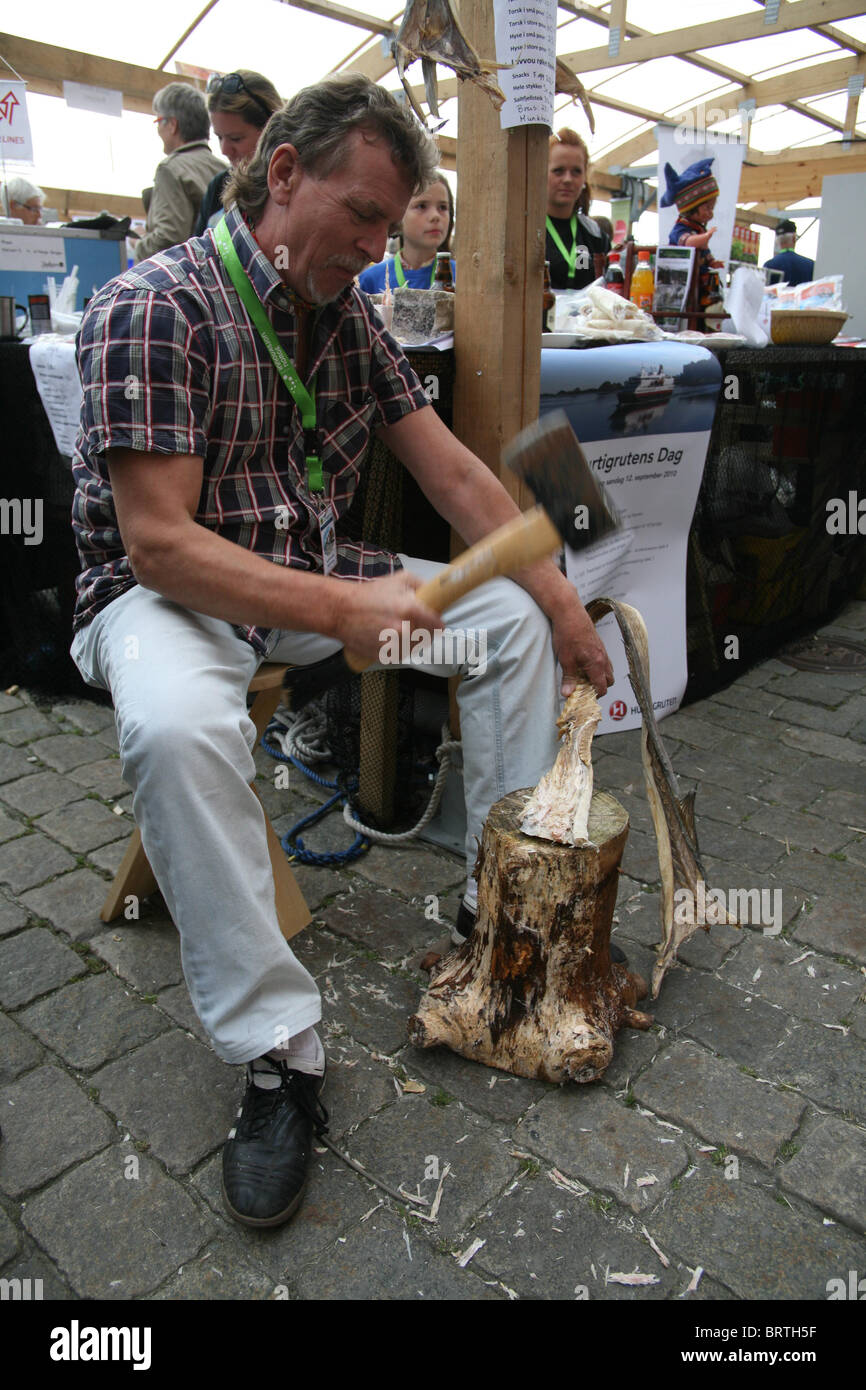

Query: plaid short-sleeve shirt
[{"left": 72, "top": 205, "right": 429, "bottom": 655}]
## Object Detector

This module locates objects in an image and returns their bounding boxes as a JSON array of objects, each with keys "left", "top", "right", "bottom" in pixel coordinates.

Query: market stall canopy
[{"left": 1, "top": 0, "right": 864, "bottom": 221}]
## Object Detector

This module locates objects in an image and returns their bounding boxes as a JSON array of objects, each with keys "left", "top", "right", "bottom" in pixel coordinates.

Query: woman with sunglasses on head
[
  {"left": 358, "top": 173, "right": 455, "bottom": 293},
  {"left": 195, "top": 71, "right": 283, "bottom": 235},
  {"left": 545, "top": 128, "right": 609, "bottom": 290}
]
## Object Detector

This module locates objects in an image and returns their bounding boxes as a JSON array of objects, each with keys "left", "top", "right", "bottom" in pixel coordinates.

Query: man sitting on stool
[{"left": 70, "top": 74, "right": 613, "bottom": 1231}]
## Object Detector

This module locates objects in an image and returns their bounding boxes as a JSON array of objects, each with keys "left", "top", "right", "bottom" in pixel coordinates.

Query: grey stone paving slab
[
  {"left": 290, "top": 863, "right": 359, "bottom": 913},
  {"left": 648, "top": 965, "right": 714, "bottom": 1032},
  {"left": 793, "top": 897, "right": 866, "bottom": 967},
  {"left": 710, "top": 729, "right": 815, "bottom": 775},
  {"left": 0, "top": 895, "right": 28, "bottom": 938},
  {"left": 677, "top": 918, "right": 743, "bottom": 972},
  {"left": 87, "top": 840, "right": 129, "bottom": 876},
  {"left": 771, "top": 696, "right": 866, "bottom": 737},
  {"left": 518, "top": 1087, "right": 688, "bottom": 1214},
  {"left": 470, "top": 1171, "right": 680, "bottom": 1300},
  {"left": 620, "top": 827, "right": 662, "bottom": 884},
  {"left": 0, "top": 1242, "right": 76, "bottom": 1300},
  {"left": 155, "top": 983, "right": 210, "bottom": 1046},
  {"left": 400, "top": 1041, "right": 551, "bottom": 1125},
  {"left": 0, "top": 771, "right": 88, "bottom": 818},
  {"left": 713, "top": 683, "right": 786, "bottom": 716},
  {"left": 22, "top": 1147, "right": 215, "bottom": 1299},
  {"left": 647, "top": 1170, "right": 863, "bottom": 1300},
  {"left": 670, "top": 749, "right": 772, "bottom": 794},
  {"left": 37, "top": 798, "right": 129, "bottom": 854},
  {"left": 679, "top": 977, "right": 792, "bottom": 1069},
  {"left": 20, "top": 868, "right": 112, "bottom": 943},
  {"left": 291, "top": 930, "right": 421, "bottom": 1054},
  {"left": 66, "top": 757, "right": 129, "bottom": 800},
  {"left": 0, "top": 832, "right": 76, "bottom": 893},
  {"left": 597, "top": 1026, "right": 661, "bottom": 1092},
  {"left": 632, "top": 1042, "right": 805, "bottom": 1166},
  {"left": 0, "top": 744, "right": 39, "bottom": 785},
  {"left": 29, "top": 733, "right": 111, "bottom": 773},
  {"left": 719, "top": 932, "right": 862, "bottom": 1027},
  {"left": 654, "top": 711, "right": 721, "bottom": 749},
  {"left": 191, "top": 1147, "right": 395, "bottom": 1279},
  {"left": 0, "top": 1066, "right": 114, "bottom": 1197},
  {"left": 766, "top": 1021, "right": 866, "bottom": 1120},
  {"left": 352, "top": 842, "right": 465, "bottom": 898},
  {"left": 768, "top": 846, "right": 866, "bottom": 903},
  {"left": 0, "top": 1011, "right": 44, "bottom": 1082},
  {"left": 0, "top": 706, "right": 56, "bottom": 744},
  {"left": 148, "top": 1239, "right": 276, "bottom": 1300},
  {"left": 320, "top": 1036, "right": 398, "bottom": 1136},
  {"left": 681, "top": 780, "right": 752, "bottom": 827},
  {"left": 346, "top": 1096, "right": 517, "bottom": 1241},
  {"left": 759, "top": 754, "right": 866, "bottom": 802},
  {"left": 0, "top": 809, "right": 26, "bottom": 846},
  {"left": 778, "top": 1115, "right": 866, "bottom": 1234},
  {"left": 91, "top": 1031, "right": 241, "bottom": 1174},
  {"left": 0, "top": 1205, "right": 21, "bottom": 1266},
  {"left": 89, "top": 917, "right": 184, "bottom": 993},
  {"left": 745, "top": 804, "right": 856, "bottom": 856},
  {"left": 0, "top": 693, "right": 23, "bottom": 715},
  {"left": 51, "top": 699, "right": 116, "bottom": 734},
  {"left": 701, "top": 855, "right": 809, "bottom": 927},
  {"left": 19, "top": 972, "right": 169, "bottom": 1072},
  {"left": 765, "top": 669, "right": 866, "bottom": 704},
  {"left": 93, "top": 724, "right": 119, "bottom": 752},
  {"left": 292, "top": 1206, "right": 503, "bottom": 1300},
  {"left": 0, "top": 927, "right": 84, "bottom": 1008},
  {"left": 317, "top": 885, "right": 443, "bottom": 965},
  {"left": 781, "top": 724, "right": 866, "bottom": 765},
  {"left": 693, "top": 818, "right": 784, "bottom": 872}
]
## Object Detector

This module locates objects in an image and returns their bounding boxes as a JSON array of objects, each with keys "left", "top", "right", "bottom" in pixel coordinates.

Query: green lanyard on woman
[
  {"left": 393, "top": 251, "right": 436, "bottom": 289},
  {"left": 545, "top": 213, "right": 580, "bottom": 284},
  {"left": 214, "top": 216, "right": 323, "bottom": 494}
]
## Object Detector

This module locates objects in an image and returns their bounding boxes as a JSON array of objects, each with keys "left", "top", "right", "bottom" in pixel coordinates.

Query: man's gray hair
[
  {"left": 225, "top": 74, "right": 438, "bottom": 222},
  {"left": 152, "top": 82, "right": 211, "bottom": 144},
  {"left": 0, "top": 176, "right": 44, "bottom": 215}
]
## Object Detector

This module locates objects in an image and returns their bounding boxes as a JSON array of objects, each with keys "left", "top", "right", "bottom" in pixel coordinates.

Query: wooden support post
[{"left": 453, "top": 0, "right": 547, "bottom": 515}]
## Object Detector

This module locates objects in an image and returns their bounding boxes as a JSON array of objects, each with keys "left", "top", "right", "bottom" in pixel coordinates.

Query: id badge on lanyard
[{"left": 318, "top": 500, "right": 337, "bottom": 574}]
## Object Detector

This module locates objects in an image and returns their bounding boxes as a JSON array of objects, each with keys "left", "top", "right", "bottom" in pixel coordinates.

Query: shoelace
[{"left": 241, "top": 1059, "right": 329, "bottom": 1141}]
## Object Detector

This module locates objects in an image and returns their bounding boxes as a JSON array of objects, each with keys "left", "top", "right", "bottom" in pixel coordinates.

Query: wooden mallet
[{"left": 344, "top": 409, "right": 620, "bottom": 671}]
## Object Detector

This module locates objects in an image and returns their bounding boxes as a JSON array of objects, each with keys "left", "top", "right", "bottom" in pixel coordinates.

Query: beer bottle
[
  {"left": 542, "top": 261, "right": 556, "bottom": 331},
  {"left": 434, "top": 252, "right": 454, "bottom": 291}
]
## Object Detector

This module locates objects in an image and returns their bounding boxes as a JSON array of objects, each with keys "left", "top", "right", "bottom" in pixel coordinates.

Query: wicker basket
[{"left": 770, "top": 308, "right": 849, "bottom": 345}]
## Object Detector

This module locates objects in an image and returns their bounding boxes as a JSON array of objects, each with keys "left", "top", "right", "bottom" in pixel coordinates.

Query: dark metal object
[
  {"left": 502, "top": 408, "right": 621, "bottom": 549},
  {"left": 777, "top": 636, "right": 866, "bottom": 672}
]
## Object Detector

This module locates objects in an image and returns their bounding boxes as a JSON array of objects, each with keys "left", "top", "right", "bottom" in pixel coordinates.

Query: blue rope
[{"left": 261, "top": 724, "right": 370, "bottom": 867}]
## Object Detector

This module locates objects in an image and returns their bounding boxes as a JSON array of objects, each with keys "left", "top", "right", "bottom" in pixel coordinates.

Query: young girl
[{"left": 359, "top": 173, "right": 455, "bottom": 292}]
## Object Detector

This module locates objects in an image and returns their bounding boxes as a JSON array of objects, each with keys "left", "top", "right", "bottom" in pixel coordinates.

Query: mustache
[{"left": 322, "top": 254, "right": 369, "bottom": 276}]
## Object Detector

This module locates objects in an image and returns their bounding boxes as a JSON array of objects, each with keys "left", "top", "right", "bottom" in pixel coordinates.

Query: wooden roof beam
[{"left": 276, "top": 0, "right": 396, "bottom": 38}]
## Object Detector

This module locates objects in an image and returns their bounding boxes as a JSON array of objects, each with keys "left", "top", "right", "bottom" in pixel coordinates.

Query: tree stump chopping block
[{"left": 409, "top": 788, "right": 652, "bottom": 1083}]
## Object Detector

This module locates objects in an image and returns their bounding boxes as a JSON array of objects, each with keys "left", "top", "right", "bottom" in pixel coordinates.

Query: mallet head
[{"left": 502, "top": 409, "right": 620, "bottom": 550}]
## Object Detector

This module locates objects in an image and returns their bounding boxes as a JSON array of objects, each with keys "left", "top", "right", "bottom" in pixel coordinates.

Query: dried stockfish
[
  {"left": 554, "top": 57, "right": 595, "bottom": 135},
  {"left": 520, "top": 684, "right": 601, "bottom": 846},
  {"left": 393, "top": 0, "right": 507, "bottom": 122}
]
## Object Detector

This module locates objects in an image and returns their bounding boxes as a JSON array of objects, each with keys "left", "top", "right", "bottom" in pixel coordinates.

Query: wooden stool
[{"left": 99, "top": 663, "right": 311, "bottom": 942}]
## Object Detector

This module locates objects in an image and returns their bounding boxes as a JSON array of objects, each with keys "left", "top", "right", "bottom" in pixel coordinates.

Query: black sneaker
[{"left": 222, "top": 1058, "right": 328, "bottom": 1229}]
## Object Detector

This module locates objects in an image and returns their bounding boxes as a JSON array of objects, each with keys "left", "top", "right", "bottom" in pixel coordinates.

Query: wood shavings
[
  {"left": 548, "top": 1168, "right": 589, "bottom": 1197},
  {"left": 401, "top": 1078, "right": 426, "bottom": 1094},
  {"left": 605, "top": 1268, "right": 660, "bottom": 1287},
  {"left": 636, "top": 1175, "right": 658, "bottom": 1188},
  {"left": 787, "top": 950, "right": 815, "bottom": 966},
  {"left": 697, "top": 1145, "right": 717, "bottom": 1153},
  {"left": 623, "top": 1163, "right": 630, "bottom": 1189},
  {"left": 822, "top": 1023, "right": 849, "bottom": 1033},
  {"left": 428, "top": 1162, "right": 451, "bottom": 1222},
  {"left": 654, "top": 1118, "right": 683, "bottom": 1132},
  {"left": 456, "top": 1237, "right": 486, "bottom": 1268},
  {"left": 752, "top": 967, "right": 762, "bottom": 982},
  {"left": 685, "top": 1266, "right": 703, "bottom": 1293},
  {"left": 403, "top": 1227, "right": 412, "bottom": 1261},
  {"left": 640, "top": 1226, "right": 670, "bottom": 1268},
  {"left": 360, "top": 1203, "right": 383, "bottom": 1222}
]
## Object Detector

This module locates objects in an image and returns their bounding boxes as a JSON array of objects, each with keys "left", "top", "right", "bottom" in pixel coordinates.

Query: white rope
[{"left": 342, "top": 724, "right": 461, "bottom": 844}]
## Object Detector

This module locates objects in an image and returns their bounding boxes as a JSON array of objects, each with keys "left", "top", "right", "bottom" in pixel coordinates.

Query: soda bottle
[
  {"left": 604, "top": 252, "right": 625, "bottom": 297},
  {"left": 542, "top": 261, "right": 556, "bottom": 331},
  {"left": 434, "top": 252, "right": 454, "bottom": 291},
  {"left": 629, "top": 249, "right": 654, "bottom": 313}
]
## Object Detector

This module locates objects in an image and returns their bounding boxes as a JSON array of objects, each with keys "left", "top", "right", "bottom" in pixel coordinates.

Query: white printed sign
[
  {"left": 494, "top": 0, "right": 556, "bottom": 130},
  {"left": 0, "top": 231, "right": 66, "bottom": 272},
  {"left": 0, "top": 81, "right": 33, "bottom": 162},
  {"left": 63, "top": 81, "right": 123, "bottom": 118},
  {"left": 29, "top": 338, "right": 83, "bottom": 457}
]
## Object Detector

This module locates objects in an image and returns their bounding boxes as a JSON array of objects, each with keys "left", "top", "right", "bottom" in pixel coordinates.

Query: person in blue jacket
[
  {"left": 763, "top": 219, "right": 814, "bottom": 286},
  {"left": 359, "top": 172, "right": 454, "bottom": 292}
]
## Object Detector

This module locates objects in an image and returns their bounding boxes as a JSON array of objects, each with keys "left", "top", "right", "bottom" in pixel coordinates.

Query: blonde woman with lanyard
[
  {"left": 358, "top": 172, "right": 454, "bottom": 293},
  {"left": 545, "top": 128, "right": 609, "bottom": 291}
]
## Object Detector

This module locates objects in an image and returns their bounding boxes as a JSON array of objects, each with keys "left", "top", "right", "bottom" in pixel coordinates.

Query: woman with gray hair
[
  {"left": 0, "top": 176, "right": 44, "bottom": 225},
  {"left": 133, "top": 81, "right": 226, "bottom": 263}
]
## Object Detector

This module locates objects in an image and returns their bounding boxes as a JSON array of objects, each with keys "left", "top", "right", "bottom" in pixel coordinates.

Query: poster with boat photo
[{"left": 540, "top": 340, "right": 722, "bottom": 734}]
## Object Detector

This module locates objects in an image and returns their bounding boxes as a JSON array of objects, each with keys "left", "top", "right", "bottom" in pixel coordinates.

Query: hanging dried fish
[
  {"left": 555, "top": 57, "right": 595, "bottom": 135},
  {"left": 519, "top": 683, "right": 601, "bottom": 845},
  {"left": 393, "top": 0, "right": 507, "bottom": 121},
  {"left": 586, "top": 597, "right": 738, "bottom": 996}
]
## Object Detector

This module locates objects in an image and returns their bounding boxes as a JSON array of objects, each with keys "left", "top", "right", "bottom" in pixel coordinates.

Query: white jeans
[{"left": 71, "top": 557, "right": 561, "bottom": 1063}]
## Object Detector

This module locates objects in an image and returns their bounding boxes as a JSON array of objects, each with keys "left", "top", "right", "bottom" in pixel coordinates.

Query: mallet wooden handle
[{"left": 344, "top": 505, "right": 560, "bottom": 673}]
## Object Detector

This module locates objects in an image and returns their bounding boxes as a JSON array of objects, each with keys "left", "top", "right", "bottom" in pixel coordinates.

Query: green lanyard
[
  {"left": 214, "top": 217, "right": 322, "bottom": 494},
  {"left": 393, "top": 251, "right": 436, "bottom": 289},
  {"left": 546, "top": 213, "right": 580, "bottom": 283}
]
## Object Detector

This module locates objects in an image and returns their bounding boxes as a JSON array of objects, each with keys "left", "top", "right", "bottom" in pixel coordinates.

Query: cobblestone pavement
[{"left": 1, "top": 603, "right": 865, "bottom": 1303}]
